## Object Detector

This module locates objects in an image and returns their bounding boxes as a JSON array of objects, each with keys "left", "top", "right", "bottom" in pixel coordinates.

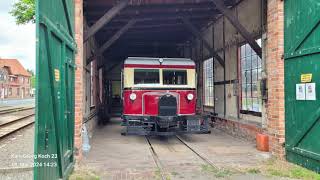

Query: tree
[
  {"left": 27, "top": 69, "right": 35, "bottom": 88},
  {"left": 30, "top": 76, "right": 36, "bottom": 88},
  {"left": 10, "top": 0, "right": 35, "bottom": 25},
  {"left": 27, "top": 69, "right": 34, "bottom": 76}
]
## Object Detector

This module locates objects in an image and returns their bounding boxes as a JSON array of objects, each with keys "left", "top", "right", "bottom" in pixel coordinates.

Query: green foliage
[
  {"left": 10, "top": 0, "right": 35, "bottom": 25},
  {"left": 247, "top": 168, "right": 261, "bottom": 174},
  {"left": 201, "top": 164, "right": 234, "bottom": 178},
  {"left": 31, "top": 75, "right": 35, "bottom": 88},
  {"left": 69, "top": 169, "right": 100, "bottom": 180},
  {"left": 27, "top": 69, "right": 35, "bottom": 88},
  {"left": 258, "top": 158, "right": 320, "bottom": 180},
  {"left": 27, "top": 69, "right": 34, "bottom": 76}
]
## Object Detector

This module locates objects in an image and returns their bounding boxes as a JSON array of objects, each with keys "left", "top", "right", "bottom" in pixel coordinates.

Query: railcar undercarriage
[{"left": 121, "top": 115, "right": 211, "bottom": 136}]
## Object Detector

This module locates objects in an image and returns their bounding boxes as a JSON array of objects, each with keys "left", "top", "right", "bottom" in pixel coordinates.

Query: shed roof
[
  {"left": 0, "top": 59, "right": 31, "bottom": 77},
  {"left": 84, "top": 0, "right": 238, "bottom": 60}
]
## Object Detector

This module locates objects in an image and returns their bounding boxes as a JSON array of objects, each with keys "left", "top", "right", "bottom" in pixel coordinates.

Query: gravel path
[{"left": 0, "top": 124, "right": 34, "bottom": 180}]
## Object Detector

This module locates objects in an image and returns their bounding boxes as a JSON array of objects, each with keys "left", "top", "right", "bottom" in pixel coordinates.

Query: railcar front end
[{"left": 121, "top": 57, "right": 210, "bottom": 135}]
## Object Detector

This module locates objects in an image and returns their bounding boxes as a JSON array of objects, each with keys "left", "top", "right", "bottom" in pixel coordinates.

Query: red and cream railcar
[{"left": 121, "top": 57, "right": 210, "bottom": 135}]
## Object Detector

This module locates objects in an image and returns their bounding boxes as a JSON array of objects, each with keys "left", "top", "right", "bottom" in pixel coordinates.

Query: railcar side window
[
  {"left": 163, "top": 70, "right": 187, "bottom": 85},
  {"left": 134, "top": 69, "right": 160, "bottom": 84}
]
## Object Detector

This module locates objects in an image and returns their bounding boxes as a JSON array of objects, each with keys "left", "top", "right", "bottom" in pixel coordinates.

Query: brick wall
[
  {"left": 213, "top": 117, "right": 262, "bottom": 141},
  {"left": 0, "top": 75, "right": 31, "bottom": 99},
  {"left": 266, "top": 0, "right": 285, "bottom": 158},
  {"left": 74, "top": 0, "right": 84, "bottom": 160}
]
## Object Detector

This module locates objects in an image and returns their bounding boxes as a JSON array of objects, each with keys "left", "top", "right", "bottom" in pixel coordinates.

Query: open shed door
[
  {"left": 285, "top": 0, "right": 320, "bottom": 172},
  {"left": 35, "top": 0, "right": 76, "bottom": 179}
]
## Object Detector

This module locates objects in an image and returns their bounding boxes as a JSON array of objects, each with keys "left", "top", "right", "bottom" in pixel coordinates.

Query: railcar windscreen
[
  {"left": 134, "top": 69, "right": 160, "bottom": 84},
  {"left": 163, "top": 70, "right": 187, "bottom": 85}
]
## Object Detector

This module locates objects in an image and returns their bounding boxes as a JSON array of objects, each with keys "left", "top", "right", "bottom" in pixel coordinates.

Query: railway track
[
  {"left": 145, "top": 136, "right": 168, "bottom": 180},
  {"left": 175, "top": 135, "right": 218, "bottom": 169},
  {"left": 146, "top": 135, "right": 219, "bottom": 180},
  {"left": 0, "top": 106, "right": 35, "bottom": 115},
  {"left": 0, "top": 107, "right": 35, "bottom": 139}
]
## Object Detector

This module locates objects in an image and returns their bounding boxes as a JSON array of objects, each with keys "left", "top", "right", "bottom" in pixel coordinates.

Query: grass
[
  {"left": 154, "top": 168, "right": 171, "bottom": 180},
  {"left": 69, "top": 169, "right": 100, "bottom": 180},
  {"left": 201, "top": 164, "right": 234, "bottom": 178},
  {"left": 245, "top": 158, "right": 320, "bottom": 180},
  {"left": 171, "top": 171, "right": 179, "bottom": 176},
  {"left": 247, "top": 168, "right": 261, "bottom": 174}
]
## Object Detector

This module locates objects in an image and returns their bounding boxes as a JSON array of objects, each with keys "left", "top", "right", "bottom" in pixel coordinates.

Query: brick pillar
[
  {"left": 266, "top": 0, "right": 285, "bottom": 158},
  {"left": 74, "top": 0, "right": 84, "bottom": 160}
]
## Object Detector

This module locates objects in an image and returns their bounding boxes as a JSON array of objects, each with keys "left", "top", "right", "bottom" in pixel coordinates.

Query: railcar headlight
[
  {"left": 187, "top": 93, "right": 194, "bottom": 101},
  {"left": 129, "top": 93, "right": 137, "bottom": 101}
]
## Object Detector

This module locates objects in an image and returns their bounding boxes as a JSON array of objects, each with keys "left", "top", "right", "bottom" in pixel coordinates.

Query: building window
[
  {"left": 240, "top": 39, "right": 262, "bottom": 113},
  {"left": 163, "top": 70, "right": 187, "bottom": 85},
  {"left": 90, "top": 62, "right": 95, "bottom": 107},
  {"left": 9, "top": 88, "right": 12, "bottom": 96},
  {"left": 134, "top": 69, "right": 160, "bottom": 84},
  {"left": 17, "top": 88, "right": 20, "bottom": 95},
  {"left": 203, "top": 58, "right": 214, "bottom": 107}
]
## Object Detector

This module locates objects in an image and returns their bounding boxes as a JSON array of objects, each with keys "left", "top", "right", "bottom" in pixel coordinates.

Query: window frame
[
  {"left": 238, "top": 39, "right": 262, "bottom": 117},
  {"left": 162, "top": 69, "right": 188, "bottom": 85},
  {"left": 203, "top": 58, "right": 214, "bottom": 107},
  {"left": 133, "top": 69, "right": 160, "bottom": 85}
]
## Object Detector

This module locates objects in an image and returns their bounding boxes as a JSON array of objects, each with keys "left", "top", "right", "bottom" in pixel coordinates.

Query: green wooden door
[
  {"left": 285, "top": 0, "right": 320, "bottom": 172},
  {"left": 35, "top": 0, "right": 76, "bottom": 179}
]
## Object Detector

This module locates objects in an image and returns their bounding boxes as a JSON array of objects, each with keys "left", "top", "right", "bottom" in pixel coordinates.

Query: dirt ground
[
  {"left": 0, "top": 117, "right": 318, "bottom": 180},
  {"left": 0, "top": 125, "right": 34, "bottom": 180},
  {"left": 76, "top": 118, "right": 302, "bottom": 180}
]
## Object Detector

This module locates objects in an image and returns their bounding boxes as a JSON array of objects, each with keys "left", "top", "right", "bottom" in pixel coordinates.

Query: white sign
[
  {"left": 296, "top": 84, "right": 306, "bottom": 100},
  {"left": 306, "top": 83, "right": 316, "bottom": 100}
]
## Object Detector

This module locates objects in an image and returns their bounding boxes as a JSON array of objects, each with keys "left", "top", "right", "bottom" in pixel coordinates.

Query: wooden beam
[
  {"left": 211, "top": 0, "right": 262, "bottom": 58},
  {"left": 181, "top": 17, "right": 225, "bottom": 68},
  {"left": 87, "top": 19, "right": 137, "bottom": 65},
  {"left": 99, "top": 19, "right": 137, "bottom": 54},
  {"left": 102, "top": 23, "right": 186, "bottom": 31},
  {"left": 84, "top": 0, "right": 129, "bottom": 43},
  {"left": 88, "top": 13, "right": 216, "bottom": 24},
  {"left": 87, "top": 6, "right": 216, "bottom": 16},
  {"left": 85, "top": 0, "right": 213, "bottom": 7}
]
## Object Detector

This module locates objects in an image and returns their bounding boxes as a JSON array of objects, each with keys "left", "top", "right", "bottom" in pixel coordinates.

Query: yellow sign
[
  {"left": 54, "top": 69, "right": 60, "bottom": 82},
  {"left": 301, "top": 74, "right": 312, "bottom": 83}
]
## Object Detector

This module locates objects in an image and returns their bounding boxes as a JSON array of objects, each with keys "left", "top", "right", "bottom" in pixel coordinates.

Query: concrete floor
[{"left": 80, "top": 118, "right": 280, "bottom": 180}]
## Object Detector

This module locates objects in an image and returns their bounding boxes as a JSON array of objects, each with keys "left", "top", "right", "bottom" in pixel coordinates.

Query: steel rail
[
  {"left": 0, "top": 107, "right": 35, "bottom": 115},
  {"left": 145, "top": 136, "right": 167, "bottom": 180},
  {"left": 0, "top": 114, "right": 35, "bottom": 139},
  {"left": 175, "top": 135, "right": 219, "bottom": 169}
]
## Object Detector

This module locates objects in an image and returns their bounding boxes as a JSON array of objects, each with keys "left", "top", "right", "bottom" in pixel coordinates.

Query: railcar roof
[{"left": 124, "top": 57, "right": 195, "bottom": 66}]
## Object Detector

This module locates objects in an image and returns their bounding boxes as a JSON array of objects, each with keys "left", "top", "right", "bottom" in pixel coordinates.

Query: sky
[{"left": 0, "top": 0, "right": 35, "bottom": 71}]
